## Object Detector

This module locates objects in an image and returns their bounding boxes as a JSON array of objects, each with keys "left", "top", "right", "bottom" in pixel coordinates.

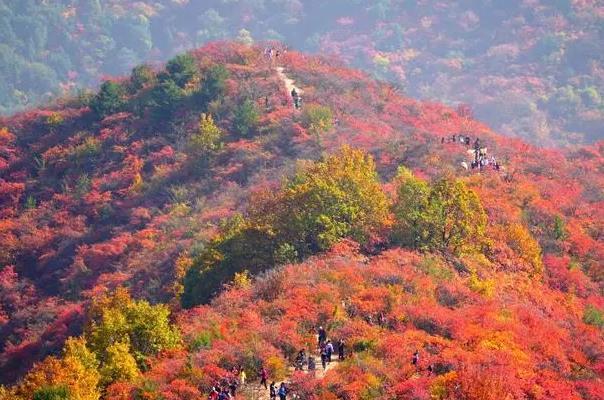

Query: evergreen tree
[{"left": 90, "top": 81, "right": 125, "bottom": 119}]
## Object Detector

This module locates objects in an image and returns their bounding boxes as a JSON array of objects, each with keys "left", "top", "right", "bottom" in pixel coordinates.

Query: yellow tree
[
  {"left": 86, "top": 288, "right": 181, "bottom": 374},
  {"left": 16, "top": 338, "right": 100, "bottom": 400},
  {"left": 427, "top": 176, "right": 488, "bottom": 254},
  {"left": 392, "top": 171, "right": 488, "bottom": 255},
  {"left": 271, "top": 145, "right": 391, "bottom": 256},
  {"left": 99, "top": 342, "right": 139, "bottom": 385}
]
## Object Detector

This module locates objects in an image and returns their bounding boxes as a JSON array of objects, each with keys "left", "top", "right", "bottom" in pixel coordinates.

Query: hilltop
[
  {"left": 0, "top": 42, "right": 602, "bottom": 399},
  {"left": 0, "top": 1, "right": 602, "bottom": 146}
]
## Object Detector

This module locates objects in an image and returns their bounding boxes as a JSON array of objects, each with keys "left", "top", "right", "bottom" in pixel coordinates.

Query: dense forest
[
  {"left": 0, "top": 42, "right": 602, "bottom": 399},
  {"left": 0, "top": 0, "right": 602, "bottom": 146}
]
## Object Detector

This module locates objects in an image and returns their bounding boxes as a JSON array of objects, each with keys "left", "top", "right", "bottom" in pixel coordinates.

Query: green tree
[
  {"left": 198, "top": 64, "right": 229, "bottom": 104},
  {"left": 391, "top": 167, "right": 431, "bottom": 248},
  {"left": 181, "top": 147, "right": 390, "bottom": 308},
  {"left": 233, "top": 98, "right": 259, "bottom": 137},
  {"left": 148, "top": 79, "right": 183, "bottom": 118},
  {"left": 181, "top": 221, "right": 275, "bottom": 308},
  {"left": 90, "top": 81, "right": 125, "bottom": 119},
  {"left": 165, "top": 53, "right": 198, "bottom": 89}
]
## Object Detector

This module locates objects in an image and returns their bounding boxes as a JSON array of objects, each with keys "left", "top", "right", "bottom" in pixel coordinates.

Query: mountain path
[
  {"left": 240, "top": 358, "right": 338, "bottom": 400},
  {"left": 276, "top": 66, "right": 303, "bottom": 96},
  {"left": 239, "top": 334, "right": 339, "bottom": 400}
]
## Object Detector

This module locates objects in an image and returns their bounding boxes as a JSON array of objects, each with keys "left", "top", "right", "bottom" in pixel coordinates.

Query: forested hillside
[
  {"left": 0, "top": 0, "right": 602, "bottom": 146},
  {"left": 0, "top": 43, "right": 602, "bottom": 399}
]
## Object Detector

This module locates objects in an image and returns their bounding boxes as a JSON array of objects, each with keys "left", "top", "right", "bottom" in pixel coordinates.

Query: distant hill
[
  {"left": 0, "top": 1, "right": 602, "bottom": 146},
  {"left": 0, "top": 43, "right": 602, "bottom": 398}
]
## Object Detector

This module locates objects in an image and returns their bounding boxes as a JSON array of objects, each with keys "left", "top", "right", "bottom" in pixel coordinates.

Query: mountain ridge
[{"left": 0, "top": 42, "right": 602, "bottom": 399}]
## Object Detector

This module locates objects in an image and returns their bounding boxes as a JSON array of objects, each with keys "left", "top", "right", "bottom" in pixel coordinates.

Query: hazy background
[{"left": 0, "top": 0, "right": 602, "bottom": 146}]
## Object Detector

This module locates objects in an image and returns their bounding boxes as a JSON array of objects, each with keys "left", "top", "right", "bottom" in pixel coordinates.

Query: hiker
[
  {"left": 294, "top": 96, "right": 302, "bottom": 110},
  {"left": 412, "top": 350, "right": 420, "bottom": 366},
  {"left": 338, "top": 339, "right": 345, "bottom": 360},
  {"left": 218, "top": 388, "right": 230, "bottom": 400},
  {"left": 318, "top": 326, "right": 327, "bottom": 346},
  {"left": 291, "top": 88, "right": 301, "bottom": 110},
  {"left": 265, "top": 96, "right": 270, "bottom": 110},
  {"left": 276, "top": 50, "right": 281, "bottom": 58},
  {"left": 427, "top": 364, "right": 434, "bottom": 376},
  {"left": 308, "top": 355, "right": 316, "bottom": 375},
  {"left": 278, "top": 383, "right": 288, "bottom": 400},
  {"left": 441, "top": 137, "right": 445, "bottom": 144},
  {"left": 239, "top": 368, "right": 246, "bottom": 386},
  {"left": 209, "top": 386, "right": 220, "bottom": 400},
  {"left": 270, "top": 382, "right": 277, "bottom": 400},
  {"left": 452, "top": 134, "right": 456, "bottom": 143},
  {"left": 320, "top": 347, "right": 328, "bottom": 370},
  {"left": 325, "top": 340, "right": 334, "bottom": 363},
  {"left": 260, "top": 367, "right": 269, "bottom": 389},
  {"left": 295, "top": 349, "right": 306, "bottom": 370},
  {"left": 229, "top": 379, "right": 238, "bottom": 397}
]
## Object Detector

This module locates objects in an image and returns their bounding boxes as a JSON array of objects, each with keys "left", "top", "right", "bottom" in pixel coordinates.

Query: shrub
[
  {"left": 302, "top": 104, "right": 333, "bottom": 138},
  {"left": 188, "top": 113, "right": 223, "bottom": 154},
  {"left": 32, "top": 386, "right": 70, "bottom": 400},
  {"left": 128, "top": 64, "right": 155, "bottom": 93},
  {"left": 583, "top": 305, "right": 604, "bottom": 329}
]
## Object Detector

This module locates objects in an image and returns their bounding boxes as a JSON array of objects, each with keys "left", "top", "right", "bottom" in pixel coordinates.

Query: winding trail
[
  {"left": 276, "top": 66, "right": 303, "bottom": 96},
  {"left": 240, "top": 334, "right": 339, "bottom": 399},
  {"left": 240, "top": 359, "right": 339, "bottom": 400}
]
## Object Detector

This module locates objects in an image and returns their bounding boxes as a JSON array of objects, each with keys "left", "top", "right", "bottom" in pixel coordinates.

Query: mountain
[
  {"left": 0, "top": 42, "right": 602, "bottom": 399},
  {"left": 0, "top": 1, "right": 602, "bottom": 146}
]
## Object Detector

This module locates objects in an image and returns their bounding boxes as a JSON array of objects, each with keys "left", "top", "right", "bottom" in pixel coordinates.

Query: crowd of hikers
[
  {"left": 441, "top": 134, "right": 502, "bottom": 172},
  {"left": 207, "top": 324, "right": 440, "bottom": 399}
]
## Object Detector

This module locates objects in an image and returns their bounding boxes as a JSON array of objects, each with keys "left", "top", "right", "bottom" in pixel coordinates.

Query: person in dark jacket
[
  {"left": 270, "top": 382, "right": 277, "bottom": 400},
  {"left": 317, "top": 326, "right": 327, "bottom": 346},
  {"left": 338, "top": 339, "right": 345, "bottom": 360}
]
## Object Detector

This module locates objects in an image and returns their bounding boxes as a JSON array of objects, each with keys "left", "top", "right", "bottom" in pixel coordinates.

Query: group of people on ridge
[
  {"left": 441, "top": 134, "right": 501, "bottom": 172},
  {"left": 264, "top": 46, "right": 285, "bottom": 62},
  {"left": 208, "top": 366, "right": 289, "bottom": 399},
  {"left": 207, "top": 366, "right": 246, "bottom": 399},
  {"left": 207, "top": 325, "right": 439, "bottom": 399}
]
